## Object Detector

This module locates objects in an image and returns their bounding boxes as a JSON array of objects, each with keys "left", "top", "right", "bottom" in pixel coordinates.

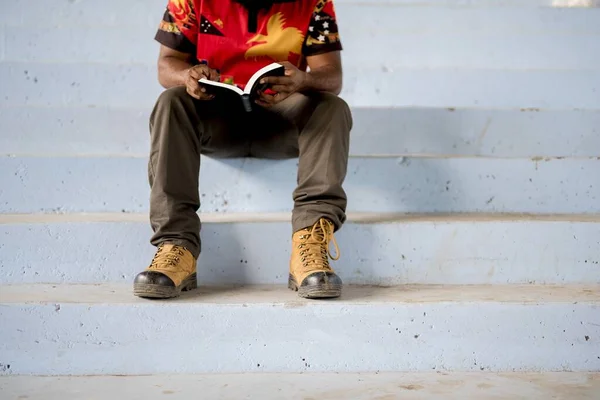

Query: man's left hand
[{"left": 256, "top": 61, "right": 308, "bottom": 107}]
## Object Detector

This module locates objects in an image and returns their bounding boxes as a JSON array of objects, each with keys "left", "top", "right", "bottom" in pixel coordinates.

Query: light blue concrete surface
[
  {"left": 346, "top": 35, "right": 600, "bottom": 70},
  {"left": 2, "top": 107, "right": 598, "bottom": 157},
  {"left": 2, "top": 1, "right": 600, "bottom": 28},
  {"left": 1, "top": 157, "right": 598, "bottom": 214},
  {"left": 1, "top": 0, "right": 600, "bottom": 379},
  {"left": 2, "top": 63, "right": 599, "bottom": 109},
  {"left": 1, "top": 220, "right": 599, "bottom": 285},
  {"left": 346, "top": 69, "right": 600, "bottom": 109},
  {"left": 3, "top": 2, "right": 600, "bottom": 73},
  {"left": 0, "top": 25, "right": 4, "bottom": 62},
  {"left": 6, "top": 28, "right": 600, "bottom": 70},
  {"left": 336, "top": 6, "right": 600, "bottom": 34},
  {"left": 1, "top": 287, "right": 598, "bottom": 374}
]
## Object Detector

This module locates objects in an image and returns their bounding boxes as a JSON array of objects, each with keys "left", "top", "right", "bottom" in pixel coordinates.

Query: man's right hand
[{"left": 186, "top": 64, "right": 220, "bottom": 100}]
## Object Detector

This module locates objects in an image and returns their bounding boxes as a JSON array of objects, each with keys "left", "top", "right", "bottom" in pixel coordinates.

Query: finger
[
  {"left": 188, "top": 85, "right": 214, "bottom": 101},
  {"left": 255, "top": 93, "right": 274, "bottom": 107},
  {"left": 186, "top": 86, "right": 201, "bottom": 100},
  {"left": 279, "top": 61, "right": 295, "bottom": 76},
  {"left": 262, "top": 94, "right": 277, "bottom": 104},
  {"left": 192, "top": 87, "right": 205, "bottom": 99},
  {"left": 188, "top": 74, "right": 210, "bottom": 90},
  {"left": 261, "top": 76, "right": 292, "bottom": 86},
  {"left": 259, "top": 93, "right": 278, "bottom": 105},
  {"left": 189, "top": 66, "right": 209, "bottom": 80},
  {"left": 188, "top": 67, "right": 202, "bottom": 80},
  {"left": 266, "top": 92, "right": 290, "bottom": 106},
  {"left": 208, "top": 68, "right": 220, "bottom": 82},
  {"left": 187, "top": 78, "right": 206, "bottom": 98},
  {"left": 255, "top": 99, "right": 272, "bottom": 108},
  {"left": 272, "top": 92, "right": 290, "bottom": 104},
  {"left": 186, "top": 76, "right": 201, "bottom": 92},
  {"left": 198, "top": 85, "right": 216, "bottom": 100},
  {"left": 270, "top": 84, "right": 291, "bottom": 93}
]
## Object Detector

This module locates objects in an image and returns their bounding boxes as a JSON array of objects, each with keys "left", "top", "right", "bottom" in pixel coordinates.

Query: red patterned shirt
[{"left": 155, "top": 0, "right": 343, "bottom": 89}]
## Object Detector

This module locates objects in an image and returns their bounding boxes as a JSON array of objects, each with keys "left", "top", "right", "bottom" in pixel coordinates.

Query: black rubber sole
[
  {"left": 288, "top": 277, "right": 342, "bottom": 299},
  {"left": 133, "top": 273, "right": 197, "bottom": 299}
]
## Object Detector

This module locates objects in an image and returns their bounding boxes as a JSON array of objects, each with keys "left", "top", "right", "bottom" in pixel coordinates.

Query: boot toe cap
[
  {"left": 300, "top": 271, "right": 342, "bottom": 288},
  {"left": 134, "top": 271, "right": 175, "bottom": 287}
]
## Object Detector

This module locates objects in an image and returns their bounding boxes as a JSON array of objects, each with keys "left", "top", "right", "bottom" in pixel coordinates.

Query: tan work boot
[
  {"left": 133, "top": 244, "right": 197, "bottom": 299},
  {"left": 289, "top": 218, "right": 342, "bottom": 299}
]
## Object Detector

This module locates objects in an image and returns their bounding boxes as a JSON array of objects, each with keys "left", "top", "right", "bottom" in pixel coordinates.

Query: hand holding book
[
  {"left": 254, "top": 62, "right": 307, "bottom": 108},
  {"left": 186, "top": 64, "right": 220, "bottom": 100},
  {"left": 198, "top": 62, "right": 286, "bottom": 112}
]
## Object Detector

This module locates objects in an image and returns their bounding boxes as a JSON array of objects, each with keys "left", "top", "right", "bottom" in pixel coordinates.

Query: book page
[
  {"left": 244, "top": 63, "right": 285, "bottom": 95},
  {"left": 199, "top": 78, "right": 244, "bottom": 96}
]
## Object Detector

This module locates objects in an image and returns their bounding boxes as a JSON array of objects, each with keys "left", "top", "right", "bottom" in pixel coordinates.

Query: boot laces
[
  {"left": 148, "top": 245, "right": 187, "bottom": 272},
  {"left": 297, "top": 219, "right": 340, "bottom": 273}
]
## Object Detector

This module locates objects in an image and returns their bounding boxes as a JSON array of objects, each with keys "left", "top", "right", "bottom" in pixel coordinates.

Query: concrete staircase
[{"left": 1, "top": 0, "right": 599, "bottom": 398}]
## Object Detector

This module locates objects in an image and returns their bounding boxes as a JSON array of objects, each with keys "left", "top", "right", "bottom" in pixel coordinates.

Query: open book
[{"left": 199, "top": 63, "right": 285, "bottom": 112}]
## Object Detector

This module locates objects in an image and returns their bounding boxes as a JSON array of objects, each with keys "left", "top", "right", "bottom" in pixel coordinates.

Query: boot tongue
[{"left": 294, "top": 227, "right": 326, "bottom": 244}]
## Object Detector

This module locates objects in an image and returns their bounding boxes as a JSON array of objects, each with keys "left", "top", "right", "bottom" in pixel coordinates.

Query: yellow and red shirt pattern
[{"left": 155, "top": 0, "right": 342, "bottom": 89}]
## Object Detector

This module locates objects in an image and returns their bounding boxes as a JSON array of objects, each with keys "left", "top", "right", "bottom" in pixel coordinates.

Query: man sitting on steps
[{"left": 133, "top": 0, "right": 352, "bottom": 299}]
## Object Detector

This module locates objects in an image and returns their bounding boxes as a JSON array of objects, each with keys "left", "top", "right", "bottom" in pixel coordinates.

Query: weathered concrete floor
[
  {"left": 1, "top": 373, "right": 598, "bottom": 400},
  {"left": 2, "top": 283, "right": 599, "bottom": 304}
]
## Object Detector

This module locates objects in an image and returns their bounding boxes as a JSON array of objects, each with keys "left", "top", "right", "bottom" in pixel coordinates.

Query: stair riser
[
  {"left": 4, "top": 2, "right": 600, "bottom": 29},
  {"left": 1, "top": 220, "right": 599, "bottom": 285},
  {"left": 1, "top": 302, "right": 597, "bottom": 374},
  {"left": 7, "top": 27, "right": 600, "bottom": 70},
  {"left": 3, "top": 108, "right": 599, "bottom": 158},
  {"left": 3, "top": 63, "right": 600, "bottom": 108},
  {"left": 2, "top": 157, "right": 598, "bottom": 214}
]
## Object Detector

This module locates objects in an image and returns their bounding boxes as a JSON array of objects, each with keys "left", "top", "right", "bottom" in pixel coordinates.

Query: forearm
[
  {"left": 158, "top": 56, "right": 193, "bottom": 88},
  {"left": 302, "top": 65, "right": 343, "bottom": 95}
]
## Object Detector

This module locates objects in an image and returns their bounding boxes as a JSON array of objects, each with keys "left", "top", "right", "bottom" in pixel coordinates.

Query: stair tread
[
  {"left": 3, "top": 284, "right": 597, "bottom": 374},
  {"left": 3, "top": 211, "right": 600, "bottom": 224},
  {"left": 1, "top": 283, "right": 598, "bottom": 305},
  {"left": 1, "top": 373, "right": 598, "bottom": 400}
]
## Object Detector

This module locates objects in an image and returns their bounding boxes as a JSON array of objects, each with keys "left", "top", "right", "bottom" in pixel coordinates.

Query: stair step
[
  {"left": 1, "top": 373, "right": 599, "bottom": 400},
  {"left": 1, "top": 217, "right": 599, "bottom": 285},
  {"left": 4, "top": 1, "right": 600, "bottom": 28},
  {"left": 2, "top": 62, "right": 599, "bottom": 109},
  {"left": 1, "top": 284, "right": 598, "bottom": 374},
  {"left": 3, "top": 156, "right": 598, "bottom": 214},
  {"left": 3, "top": 107, "right": 599, "bottom": 158},
  {"left": 7, "top": 27, "right": 600, "bottom": 70}
]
